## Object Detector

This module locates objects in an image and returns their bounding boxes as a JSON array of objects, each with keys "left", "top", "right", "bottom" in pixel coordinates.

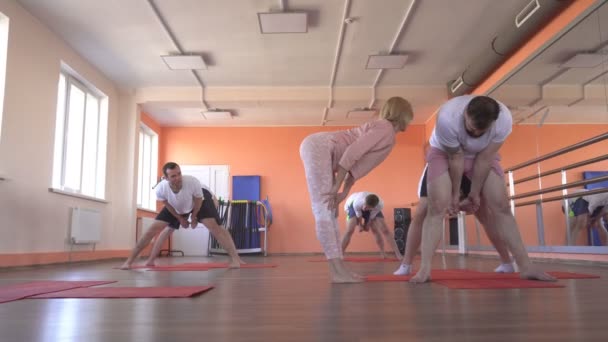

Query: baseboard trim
[{"left": 0, "top": 250, "right": 131, "bottom": 268}]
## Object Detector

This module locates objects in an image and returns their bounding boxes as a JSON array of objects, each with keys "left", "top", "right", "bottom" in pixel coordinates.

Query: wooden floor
[{"left": 1, "top": 255, "right": 607, "bottom": 342}]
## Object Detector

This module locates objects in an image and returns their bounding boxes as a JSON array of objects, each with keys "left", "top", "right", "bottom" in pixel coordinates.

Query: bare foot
[
  {"left": 349, "top": 270, "right": 365, "bottom": 279},
  {"left": 520, "top": 267, "right": 556, "bottom": 282},
  {"left": 410, "top": 269, "right": 431, "bottom": 283},
  {"left": 228, "top": 259, "right": 241, "bottom": 269},
  {"left": 329, "top": 260, "right": 364, "bottom": 283},
  {"left": 119, "top": 262, "right": 132, "bottom": 270},
  {"left": 331, "top": 272, "right": 365, "bottom": 283},
  {"left": 144, "top": 260, "right": 156, "bottom": 267}
]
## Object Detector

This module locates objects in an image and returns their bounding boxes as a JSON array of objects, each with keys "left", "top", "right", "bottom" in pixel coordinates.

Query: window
[
  {"left": 52, "top": 68, "right": 108, "bottom": 199},
  {"left": 0, "top": 13, "right": 9, "bottom": 141},
  {"left": 137, "top": 124, "right": 158, "bottom": 210}
]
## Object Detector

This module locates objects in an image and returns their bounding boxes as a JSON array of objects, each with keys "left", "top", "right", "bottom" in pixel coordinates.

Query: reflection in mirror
[{"left": 488, "top": 2, "right": 608, "bottom": 250}]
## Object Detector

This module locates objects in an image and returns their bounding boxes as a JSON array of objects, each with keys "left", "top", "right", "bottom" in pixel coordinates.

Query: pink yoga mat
[
  {"left": 178, "top": 263, "right": 278, "bottom": 269},
  {"left": 0, "top": 281, "right": 116, "bottom": 304},
  {"left": 434, "top": 278, "right": 565, "bottom": 289},
  {"left": 32, "top": 286, "right": 214, "bottom": 298},
  {"left": 365, "top": 270, "right": 600, "bottom": 282},
  {"left": 365, "top": 269, "right": 481, "bottom": 282},
  {"left": 308, "top": 257, "right": 402, "bottom": 263}
]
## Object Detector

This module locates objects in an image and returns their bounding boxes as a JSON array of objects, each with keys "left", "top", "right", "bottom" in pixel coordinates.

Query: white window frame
[
  {"left": 137, "top": 124, "right": 158, "bottom": 211},
  {"left": 0, "top": 13, "right": 9, "bottom": 141},
  {"left": 52, "top": 67, "right": 107, "bottom": 200}
]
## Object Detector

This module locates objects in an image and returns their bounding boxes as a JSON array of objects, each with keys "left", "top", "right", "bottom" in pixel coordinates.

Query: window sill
[
  {"left": 48, "top": 188, "right": 109, "bottom": 204},
  {"left": 137, "top": 207, "right": 158, "bottom": 214}
]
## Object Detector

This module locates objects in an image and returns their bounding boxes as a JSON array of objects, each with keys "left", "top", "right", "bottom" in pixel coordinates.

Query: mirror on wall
[{"left": 486, "top": 2, "right": 608, "bottom": 249}]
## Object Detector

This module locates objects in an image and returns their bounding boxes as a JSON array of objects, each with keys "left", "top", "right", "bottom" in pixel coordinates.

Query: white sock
[
  {"left": 393, "top": 264, "right": 412, "bottom": 276},
  {"left": 494, "top": 262, "right": 515, "bottom": 273}
]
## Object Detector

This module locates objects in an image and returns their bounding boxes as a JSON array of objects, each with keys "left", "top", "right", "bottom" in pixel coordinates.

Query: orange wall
[
  {"left": 141, "top": 111, "right": 162, "bottom": 135},
  {"left": 464, "top": 124, "right": 608, "bottom": 248},
  {"left": 157, "top": 120, "right": 607, "bottom": 254},
  {"left": 160, "top": 125, "right": 427, "bottom": 254}
]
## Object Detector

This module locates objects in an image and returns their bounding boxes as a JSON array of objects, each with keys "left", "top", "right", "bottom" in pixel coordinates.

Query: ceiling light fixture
[
  {"left": 366, "top": 54, "right": 409, "bottom": 69},
  {"left": 161, "top": 55, "right": 207, "bottom": 70}
]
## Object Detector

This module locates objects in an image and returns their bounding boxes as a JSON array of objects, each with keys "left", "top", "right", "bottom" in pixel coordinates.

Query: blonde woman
[{"left": 300, "top": 97, "right": 413, "bottom": 283}]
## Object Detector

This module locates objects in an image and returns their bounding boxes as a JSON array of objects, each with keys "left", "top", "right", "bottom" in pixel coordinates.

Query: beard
[{"left": 465, "top": 128, "right": 484, "bottom": 138}]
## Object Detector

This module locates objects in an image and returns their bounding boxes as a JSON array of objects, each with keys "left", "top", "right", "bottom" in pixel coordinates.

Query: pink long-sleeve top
[{"left": 330, "top": 119, "right": 396, "bottom": 180}]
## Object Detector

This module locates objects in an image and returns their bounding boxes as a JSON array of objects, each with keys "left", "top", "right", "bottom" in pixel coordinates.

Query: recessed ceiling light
[
  {"left": 366, "top": 55, "right": 409, "bottom": 69},
  {"left": 347, "top": 108, "right": 377, "bottom": 119},
  {"left": 258, "top": 12, "right": 308, "bottom": 34},
  {"left": 161, "top": 55, "right": 207, "bottom": 70},
  {"left": 560, "top": 53, "right": 608, "bottom": 68},
  {"left": 202, "top": 110, "right": 232, "bottom": 119}
]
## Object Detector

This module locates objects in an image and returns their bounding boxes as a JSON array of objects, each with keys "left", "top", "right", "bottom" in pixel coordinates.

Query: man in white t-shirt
[
  {"left": 410, "top": 95, "right": 554, "bottom": 283},
  {"left": 341, "top": 192, "right": 402, "bottom": 259},
  {"left": 120, "top": 162, "right": 243, "bottom": 269}
]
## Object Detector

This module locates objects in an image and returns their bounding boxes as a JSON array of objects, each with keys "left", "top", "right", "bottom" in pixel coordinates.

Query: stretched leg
[
  {"left": 202, "top": 218, "right": 243, "bottom": 268},
  {"left": 569, "top": 215, "right": 587, "bottom": 246},
  {"left": 120, "top": 220, "right": 167, "bottom": 269},
  {"left": 394, "top": 198, "right": 427, "bottom": 275},
  {"left": 474, "top": 201, "right": 514, "bottom": 272},
  {"left": 411, "top": 173, "right": 451, "bottom": 283},
  {"left": 300, "top": 135, "right": 361, "bottom": 283},
  {"left": 341, "top": 219, "right": 358, "bottom": 254},
  {"left": 369, "top": 223, "right": 386, "bottom": 258},
  {"left": 480, "top": 172, "right": 555, "bottom": 281},
  {"left": 599, "top": 213, "right": 608, "bottom": 246},
  {"left": 144, "top": 227, "right": 173, "bottom": 266},
  {"left": 374, "top": 217, "right": 402, "bottom": 259}
]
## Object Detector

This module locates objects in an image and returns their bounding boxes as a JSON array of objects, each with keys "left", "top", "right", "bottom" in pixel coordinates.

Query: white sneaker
[
  {"left": 393, "top": 264, "right": 412, "bottom": 276},
  {"left": 494, "top": 263, "right": 515, "bottom": 273}
]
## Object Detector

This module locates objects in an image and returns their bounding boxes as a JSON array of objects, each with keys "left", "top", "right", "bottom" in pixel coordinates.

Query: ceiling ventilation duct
[{"left": 447, "top": 0, "right": 572, "bottom": 97}]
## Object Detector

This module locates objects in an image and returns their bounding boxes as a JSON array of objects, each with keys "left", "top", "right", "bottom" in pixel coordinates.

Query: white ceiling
[
  {"left": 20, "top": 0, "right": 587, "bottom": 126},
  {"left": 491, "top": 1, "right": 608, "bottom": 125}
]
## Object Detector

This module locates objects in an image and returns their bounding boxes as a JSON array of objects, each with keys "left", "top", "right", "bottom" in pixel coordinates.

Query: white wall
[{"left": 0, "top": 0, "right": 137, "bottom": 254}]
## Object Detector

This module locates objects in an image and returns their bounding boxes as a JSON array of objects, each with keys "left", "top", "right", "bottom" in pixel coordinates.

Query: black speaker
[
  {"left": 394, "top": 208, "right": 412, "bottom": 255},
  {"left": 449, "top": 217, "right": 459, "bottom": 245}
]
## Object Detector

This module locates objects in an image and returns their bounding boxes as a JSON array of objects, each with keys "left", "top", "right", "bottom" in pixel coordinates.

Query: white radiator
[{"left": 70, "top": 207, "right": 102, "bottom": 244}]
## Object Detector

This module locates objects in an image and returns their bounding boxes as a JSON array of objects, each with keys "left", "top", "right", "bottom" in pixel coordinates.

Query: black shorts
[
  {"left": 569, "top": 198, "right": 589, "bottom": 217},
  {"left": 418, "top": 165, "right": 471, "bottom": 198},
  {"left": 155, "top": 189, "right": 221, "bottom": 229},
  {"left": 567, "top": 198, "right": 605, "bottom": 220},
  {"left": 346, "top": 203, "right": 384, "bottom": 225}
]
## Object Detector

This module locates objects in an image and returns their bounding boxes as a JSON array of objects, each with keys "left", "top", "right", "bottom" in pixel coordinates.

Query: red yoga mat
[
  {"left": 365, "top": 270, "right": 599, "bottom": 282},
  {"left": 31, "top": 286, "right": 214, "bottom": 298},
  {"left": 147, "top": 267, "right": 210, "bottom": 271},
  {"left": 0, "top": 281, "right": 116, "bottom": 304},
  {"left": 177, "top": 263, "right": 278, "bottom": 269},
  {"left": 121, "top": 263, "right": 278, "bottom": 271},
  {"left": 443, "top": 271, "right": 601, "bottom": 280},
  {"left": 548, "top": 271, "right": 600, "bottom": 279},
  {"left": 434, "top": 278, "right": 565, "bottom": 289},
  {"left": 365, "top": 269, "right": 481, "bottom": 282},
  {"left": 308, "top": 257, "right": 402, "bottom": 262}
]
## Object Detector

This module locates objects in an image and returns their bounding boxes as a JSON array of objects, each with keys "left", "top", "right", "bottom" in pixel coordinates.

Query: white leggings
[{"left": 300, "top": 133, "right": 343, "bottom": 259}]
